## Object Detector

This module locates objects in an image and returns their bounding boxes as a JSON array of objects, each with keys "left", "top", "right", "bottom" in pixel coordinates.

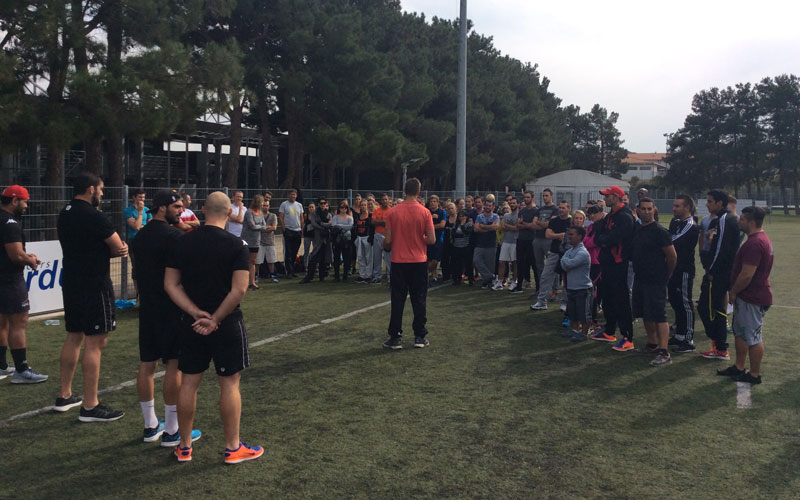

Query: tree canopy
[{"left": 0, "top": 0, "right": 627, "bottom": 190}]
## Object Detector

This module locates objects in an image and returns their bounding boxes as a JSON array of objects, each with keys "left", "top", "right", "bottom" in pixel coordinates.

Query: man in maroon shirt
[{"left": 716, "top": 206, "right": 773, "bottom": 384}]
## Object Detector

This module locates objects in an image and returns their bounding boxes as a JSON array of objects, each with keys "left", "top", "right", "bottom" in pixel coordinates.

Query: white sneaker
[
  {"left": 491, "top": 281, "right": 504, "bottom": 291},
  {"left": 559, "top": 304, "right": 567, "bottom": 312},
  {"left": 508, "top": 282, "right": 517, "bottom": 291},
  {"left": 530, "top": 301, "right": 548, "bottom": 310},
  {"left": 0, "top": 365, "right": 14, "bottom": 380}
]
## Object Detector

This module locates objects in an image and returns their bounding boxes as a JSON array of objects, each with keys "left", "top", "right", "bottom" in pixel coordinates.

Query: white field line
[
  {"left": 736, "top": 382, "right": 753, "bottom": 410},
  {"left": 770, "top": 305, "right": 800, "bottom": 309},
  {"left": 0, "top": 298, "right": 399, "bottom": 428}
]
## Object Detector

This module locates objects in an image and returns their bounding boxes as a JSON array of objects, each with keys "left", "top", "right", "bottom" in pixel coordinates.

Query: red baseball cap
[
  {"left": 1, "top": 185, "right": 29, "bottom": 200},
  {"left": 599, "top": 185, "right": 625, "bottom": 198}
]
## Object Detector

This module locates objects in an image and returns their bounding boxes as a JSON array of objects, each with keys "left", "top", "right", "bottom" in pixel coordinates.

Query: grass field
[{"left": 2, "top": 215, "right": 799, "bottom": 499}]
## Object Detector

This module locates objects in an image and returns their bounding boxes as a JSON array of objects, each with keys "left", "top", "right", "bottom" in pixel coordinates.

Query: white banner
[{"left": 24, "top": 240, "right": 64, "bottom": 315}]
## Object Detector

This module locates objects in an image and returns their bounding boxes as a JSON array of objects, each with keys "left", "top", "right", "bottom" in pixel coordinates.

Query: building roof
[
  {"left": 526, "top": 169, "right": 630, "bottom": 190},
  {"left": 623, "top": 153, "right": 667, "bottom": 164}
]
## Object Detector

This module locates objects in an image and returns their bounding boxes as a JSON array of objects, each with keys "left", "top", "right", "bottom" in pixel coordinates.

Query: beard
[
  {"left": 166, "top": 212, "right": 179, "bottom": 225},
  {"left": 13, "top": 204, "right": 25, "bottom": 219},
  {"left": 91, "top": 191, "right": 101, "bottom": 208}
]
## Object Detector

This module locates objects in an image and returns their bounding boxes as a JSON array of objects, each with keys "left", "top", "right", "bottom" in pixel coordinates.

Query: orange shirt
[
  {"left": 385, "top": 200, "right": 434, "bottom": 263},
  {"left": 372, "top": 205, "right": 391, "bottom": 234}
]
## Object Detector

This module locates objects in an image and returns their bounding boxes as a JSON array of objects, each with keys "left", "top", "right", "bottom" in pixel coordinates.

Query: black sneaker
[
  {"left": 413, "top": 337, "right": 430, "bottom": 348},
  {"left": 383, "top": 337, "right": 402, "bottom": 350},
  {"left": 734, "top": 371, "right": 762, "bottom": 384},
  {"left": 54, "top": 395, "right": 83, "bottom": 413},
  {"left": 716, "top": 365, "right": 744, "bottom": 378},
  {"left": 667, "top": 336, "right": 683, "bottom": 347},
  {"left": 671, "top": 340, "right": 696, "bottom": 353},
  {"left": 78, "top": 404, "right": 125, "bottom": 422}
]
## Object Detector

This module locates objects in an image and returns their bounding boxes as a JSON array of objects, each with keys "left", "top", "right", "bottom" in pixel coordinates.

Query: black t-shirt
[
  {"left": 355, "top": 214, "right": 371, "bottom": 237},
  {"left": 535, "top": 204, "right": 557, "bottom": 239},
  {"left": 632, "top": 222, "right": 673, "bottom": 285},
  {"left": 130, "top": 220, "right": 183, "bottom": 303},
  {"left": 0, "top": 209, "right": 25, "bottom": 282},
  {"left": 430, "top": 208, "right": 445, "bottom": 243},
  {"left": 669, "top": 216, "right": 699, "bottom": 274},
  {"left": 547, "top": 217, "right": 571, "bottom": 253},
  {"left": 57, "top": 199, "right": 115, "bottom": 290},
  {"left": 166, "top": 225, "right": 249, "bottom": 314},
  {"left": 517, "top": 206, "right": 538, "bottom": 241}
]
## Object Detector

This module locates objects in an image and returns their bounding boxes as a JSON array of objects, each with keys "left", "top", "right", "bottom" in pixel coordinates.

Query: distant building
[{"left": 621, "top": 153, "right": 669, "bottom": 181}]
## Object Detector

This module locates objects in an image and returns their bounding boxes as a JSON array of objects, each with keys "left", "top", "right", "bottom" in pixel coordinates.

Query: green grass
[{"left": 2, "top": 216, "right": 800, "bottom": 499}]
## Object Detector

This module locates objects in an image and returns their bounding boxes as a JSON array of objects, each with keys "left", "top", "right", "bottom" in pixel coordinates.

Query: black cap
[{"left": 151, "top": 189, "right": 181, "bottom": 211}]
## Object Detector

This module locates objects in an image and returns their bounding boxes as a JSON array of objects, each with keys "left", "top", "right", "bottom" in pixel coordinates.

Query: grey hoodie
[{"left": 560, "top": 241, "right": 592, "bottom": 290}]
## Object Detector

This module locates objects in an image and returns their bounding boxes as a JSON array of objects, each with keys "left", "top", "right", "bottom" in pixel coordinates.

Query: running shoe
[
  {"left": 10, "top": 368, "right": 48, "bottom": 384},
  {"left": 53, "top": 395, "right": 83, "bottom": 412},
  {"left": 508, "top": 282, "right": 518, "bottom": 292},
  {"left": 591, "top": 330, "right": 617, "bottom": 343},
  {"left": 530, "top": 301, "right": 547, "bottom": 311},
  {"left": 430, "top": 279, "right": 439, "bottom": 287},
  {"left": 413, "top": 337, "right": 430, "bottom": 348},
  {"left": 510, "top": 287, "right": 524, "bottom": 294},
  {"left": 671, "top": 341, "right": 696, "bottom": 353},
  {"left": 383, "top": 337, "right": 402, "bottom": 350},
  {"left": 650, "top": 353, "right": 672, "bottom": 366},
  {"left": 143, "top": 421, "right": 165, "bottom": 443},
  {"left": 224, "top": 442, "right": 264, "bottom": 464},
  {"left": 559, "top": 304, "right": 567, "bottom": 313},
  {"left": 549, "top": 290, "right": 558, "bottom": 302},
  {"left": 699, "top": 348, "right": 730, "bottom": 360},
  {"left": 161, "top": 429, "right": 203, "bottom": 447},
  {"left": 612, "top": 338, "right": 634, "bottom": 352},
  {"left": 174, "top": 445, "right": 193, "bottom": 462},
  {"left": 271, "top": 275, "right": 280, "bottom": 283},
  {"left": 521, "top": 280, "right": 532, "bottom": 289},
  {"left": 667, "top": 336, "right": 682, "bottom": 347},
  {"left": 354, "top": 277, "right": 365, "bottom": 283},
  {"left": 561, "top": 316, "right": 570, "bottom": 327},
  {"left": 0, "top": 365, "right": 14, "bottom": 380},
  {"left": 570, "top": 331, "right": 588, "bottom": 342},
  {"left": 78, "top": 404, "right": 125, "bottom": 422},
  {"left": 370, "top": 278, "right": 382, "bottom": 284},
  {"left": 491, "top": 281, "right": 504, "bottom": 291},
  {"left": 716, "top": 365, "right": 744, "bottom": 378},
  {"left": 734, "top": 371, "right": 762, "bottom": 385}
]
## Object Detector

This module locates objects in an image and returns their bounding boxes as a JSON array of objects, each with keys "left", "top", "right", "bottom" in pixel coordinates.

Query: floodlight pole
[{"left": 455, "top": 0, "right": 468, "bottom": 199}]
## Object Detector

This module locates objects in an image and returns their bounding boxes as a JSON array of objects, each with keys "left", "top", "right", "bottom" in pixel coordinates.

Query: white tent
[{"left": 525, "top": 169, "right": 630, "bottom": 208}]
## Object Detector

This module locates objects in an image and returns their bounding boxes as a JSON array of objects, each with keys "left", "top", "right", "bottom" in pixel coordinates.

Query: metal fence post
[{"left": 121, "top": 185, "right": 129, "bottom": 300}]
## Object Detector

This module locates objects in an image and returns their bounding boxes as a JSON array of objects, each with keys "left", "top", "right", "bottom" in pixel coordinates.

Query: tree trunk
[
  {"left": 282, "top": 92, "right": 304, "bottom": 189},
  {"left": 105, "top": 0, "right": 124, "bottom": 187},
  {"left": 85, "top": 138, "right": 103, "bottom": 175},
  {"left": 223, "top": 99, "right": 244, "bottom": 188},
  {"left": 393, "top": 167, "right": 402, "bottom": 191},
  {"left": 256, "top": 95, "right": 278, "bottom": 189},
  {"left": 43, "top": 6, "right": 70, "bottom": 186},
  {"left": 351, "top": 165, "right": 361, "bottom": 191}
]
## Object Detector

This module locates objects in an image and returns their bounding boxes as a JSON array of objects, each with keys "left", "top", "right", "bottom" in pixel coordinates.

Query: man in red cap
[
  {"left": 0, "top": 185, "right": 48, "bottom": 383},
  {"left": 591, "top": 185, "right": 636, "bottom": 351}
]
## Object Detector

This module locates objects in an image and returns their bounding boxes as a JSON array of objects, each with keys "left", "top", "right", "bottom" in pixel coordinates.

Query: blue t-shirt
[
  {"left": 124, "top": 205, "right": 152, "bottom": 240},
  {"left": 474, "top": 212, "right": 500, "bottom": 248}
]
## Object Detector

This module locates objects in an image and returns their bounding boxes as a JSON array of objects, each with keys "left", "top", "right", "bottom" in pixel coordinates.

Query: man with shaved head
[{"left": 165, "top": 191, "right": 263, "bottom": 464}]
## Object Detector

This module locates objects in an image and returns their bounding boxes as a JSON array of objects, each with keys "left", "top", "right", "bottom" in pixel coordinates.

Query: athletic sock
[
  {"left": 645, "top": 343, "right": 658, "bottom": 350},
  {"left": 140, "top": 399, "right": 158, "bottom": 429},
  {"left": 0, "top": 345, "right": 7, "bottom": 369},
  {"left": 10, "top": 348, "right": 28, "bottom": 372},
  {"left": 164, "top": 404, "right": 178, "bottom": 435},
  {"left": 657, "top": 348, "right": 669, "bottom": 356}
]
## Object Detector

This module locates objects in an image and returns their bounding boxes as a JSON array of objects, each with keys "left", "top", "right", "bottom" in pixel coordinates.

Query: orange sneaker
[
  {"left": 591, "top": 330, "right": 617, "bottom": 343},
  {"left": 700, "top": 348, "right": 730, "bottom": 360},
  {"left": 612, "top": 338, "right": 634, "bottom": 352},
  {"left": 174, "top": 445, "right": 192, "bottom": 462},
  {"left": 224, "top": 442, "right": 264, "bottom": 464}
]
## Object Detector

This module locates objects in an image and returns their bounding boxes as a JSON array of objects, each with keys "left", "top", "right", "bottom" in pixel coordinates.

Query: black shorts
[
  {"left": 632, "top": 280, "right": 667, "bottom": 323},
  {"left": 427, "top": 242, "right": 443, "bottom": 262},
  {"left": 248, "top": 246, "right": 259, "bottom": 254},
  {"left": 0, "top": 276, "right": 30, "bottom": 315},
  {"left": 566, "top": 288, "right": 592, "bottom": 324},
  {"left": 63, "top": 286, "right": 116, "bottom": 335},
  {"left": 138, "top": 297, "right": 181, "bottom": 363},
  {"left": 178, "top": 309, "right": 250, "bottom": 377}
]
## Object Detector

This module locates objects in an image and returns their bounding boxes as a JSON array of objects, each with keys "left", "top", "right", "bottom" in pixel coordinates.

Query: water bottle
[{"left": 43, "top": 319, "right": 60, "bottom": 326}]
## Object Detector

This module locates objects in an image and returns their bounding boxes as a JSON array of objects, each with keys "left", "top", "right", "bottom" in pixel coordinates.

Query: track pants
[
  {"left": 599, "top": 261, "right": 633, "bottom": 340},
  {"left": 388, "top": 262, "right": 428, "bottom": 338},
  {"left": 668, "top": 271, "right": 695, "bottom": 343},
  {"left": 698, "top": 273, "right": 729, "bottom": 351}
]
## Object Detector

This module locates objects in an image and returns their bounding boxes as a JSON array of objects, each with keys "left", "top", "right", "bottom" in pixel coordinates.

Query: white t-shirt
[
  {"left": 227, "top": 205, "right": 247, "bottom": 237},
  {"left": 279, "top": 201, "right": 304, "bottom": 231}
]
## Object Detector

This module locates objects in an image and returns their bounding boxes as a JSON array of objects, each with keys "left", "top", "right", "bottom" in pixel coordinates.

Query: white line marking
[
  {"left": 0, "top": 297, "right": 400, "bottom": 427},
  {"left": 736, "top": 382, "right": 753, "bottom": 409},
  {"left": 771, "top": 305, "right": 800, "bottom": 310}
]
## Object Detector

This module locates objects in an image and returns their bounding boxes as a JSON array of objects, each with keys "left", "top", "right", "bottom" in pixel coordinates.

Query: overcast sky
[{"left": 401, "top": 0, "right": 800, "bottom": 153}]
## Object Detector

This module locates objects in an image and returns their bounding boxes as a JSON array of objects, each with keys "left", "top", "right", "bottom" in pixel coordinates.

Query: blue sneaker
[
  {"left": 571, "top": 331, "right": 588, "bottom": 342},
  {"left": 561, "top": 316, "right": 570, "bottom": 327},
  {"left": 143, "top": 421, "right": 165, "bottom": 442},
  {"left": 161, "top": 429, "right": 202, "bottom": 448}
]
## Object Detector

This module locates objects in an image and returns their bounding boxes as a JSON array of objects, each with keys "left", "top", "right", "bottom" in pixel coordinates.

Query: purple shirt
[{"left": 731, "top": 231, "right": 773, "bottom": 306}]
